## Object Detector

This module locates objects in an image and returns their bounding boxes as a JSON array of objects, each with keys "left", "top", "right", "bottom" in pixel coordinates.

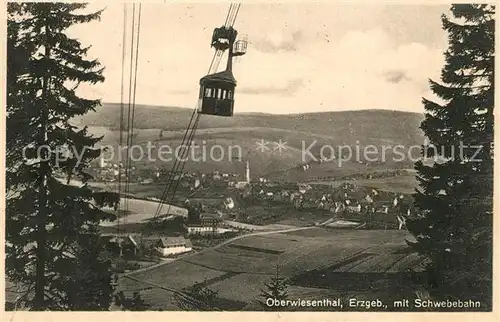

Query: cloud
[
  {"left": 383, "top": 70, "right": 412, "bottom": 84},
  {"left": 73, "top": 4, "right": 447, "bottom": 114},
  {"left": 239, "top": 79, "right": 303, "bottom": 95},
  {"left": 252, "top": 31, "right": 304, "bottom": 53},
  {"left": 234, "top": 27, "right": 445, "bottom": 113}
]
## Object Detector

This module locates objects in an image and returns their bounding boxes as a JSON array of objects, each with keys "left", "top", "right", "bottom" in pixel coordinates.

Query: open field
[
  {"left": 235, "top": 203, "right": 333, "bottom": 227},
  {"left": 118, "top": 228, "right": 425, "bottom": 310},
  {"left": 309, "top": 173, "right": 420, "bottom": 194}
]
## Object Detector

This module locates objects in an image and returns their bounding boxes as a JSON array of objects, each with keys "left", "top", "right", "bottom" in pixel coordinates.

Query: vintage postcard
[{"left": 3, "top": 0, "right": 497, "bottom": 319}]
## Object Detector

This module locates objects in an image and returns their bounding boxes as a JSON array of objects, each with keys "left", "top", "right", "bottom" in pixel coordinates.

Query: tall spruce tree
[
  {"left": 115, "top": 291, "right": 152, "bottom": 311},
  {"left": 6, "top": 3, "right": 119, "bottom": 310},
  {"left": 259, "top": 265, "right": 289, "bottom": 310},
  {"left": 407, "top": 4, "right": 494, "bottom": 294},
  {"left": 175, "top": 280, "right": 221, "bottom": 311}
]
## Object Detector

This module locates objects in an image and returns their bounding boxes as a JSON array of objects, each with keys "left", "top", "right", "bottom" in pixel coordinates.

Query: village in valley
[
  {"left": 5, "top": 2, "right": 493, "bottom": 313},
  {"left": 74, "top": 149, "right": 423, "bottom": 310},
  {"left": 87, "top": 155, "right": 414, "bottom": 281}
]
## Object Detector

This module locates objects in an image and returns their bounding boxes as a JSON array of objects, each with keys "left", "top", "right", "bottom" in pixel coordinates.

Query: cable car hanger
[{"left": 198, "top": 5, "right": 247, "bottom": 117}]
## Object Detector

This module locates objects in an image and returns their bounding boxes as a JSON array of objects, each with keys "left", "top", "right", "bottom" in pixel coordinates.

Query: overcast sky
[{"left": 72, "top": 2, "right": 450, "bottom": 114}]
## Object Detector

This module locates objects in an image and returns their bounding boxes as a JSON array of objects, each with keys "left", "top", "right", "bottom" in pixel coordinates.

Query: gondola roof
[{"left": 200, "top": 69, "right": 237, "bottom": 86}]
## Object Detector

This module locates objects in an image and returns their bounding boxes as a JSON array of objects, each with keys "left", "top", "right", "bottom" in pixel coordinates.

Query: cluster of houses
[
  {"left": 102, "top": 180, "right": 413, "bottom": 261},
  {"left": 93, "top": 160, "right": 125, "bottom": 182},
  {"left": 105, "top": 234, "right": 194, "bottom": 258},
  {"left": 105, "top": 207, "right": 233, "bottom": 259},
  {"left": 154, "top": 160, "right": 258, "bottom": 192},
  {"left": 306, "top": 169, "right": 410, "bottom": 182},
  {"left": 246, "top": 182, "right": 412, "bottom": 217},
  {"left": 154, "top": 168, "right": 252, "bottom": 191},
  {"left": 93, "top": 159, "right": 158, "bottom": 184},
  {"left": 94, "top": 161, "right": 249, "bottom": 189}
]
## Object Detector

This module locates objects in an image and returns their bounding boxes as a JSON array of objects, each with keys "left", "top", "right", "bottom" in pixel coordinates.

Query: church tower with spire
[{"left": 245, "top": 160, "right": 250, "bottom": 184}]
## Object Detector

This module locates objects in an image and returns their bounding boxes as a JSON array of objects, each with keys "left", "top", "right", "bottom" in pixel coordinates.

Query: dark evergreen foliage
[
  {"left": 406, "top": 4, "right": 494, "bottom": 302},
  {"left": 6, "top": 3, "right": 119, "bottom": 310},
  {"left": 258, "top": 265, "right": 289, "bottom": 310},
  {"left": 175, "top": 280, "right": 221, "bottom": 311},
  {"left": 114, "top": 291, "right": 151, "bottom": 311}
]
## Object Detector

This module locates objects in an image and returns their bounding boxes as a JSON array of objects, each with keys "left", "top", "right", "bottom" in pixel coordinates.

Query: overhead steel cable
[
  {"left": 123, "top": 3, "right": 136, "bottom": 217},
  {"left": 160, "top": 3, "right": 242, "bottom": 196},
  {"left": 228, "top": 3, "right": 240, "bottom": 27},
  {"left": 119, "top": 3, "right": 141, "bottom": 233},
  {"left": 151, "top": 108, "right": 198, "bottom": 219},
  {"left": 116, "top": 4, "right": 128, "bottom": 237},
  {"left": 125, "top": 3, "right": 142, "bottom": 207},
  {"left": 154, "top": 4, "right": 242, "bottom": 219},
  {"left": 148, "top": 48, "right": 225, "bottom": 220},
  {"left": 150, "top": 2, "right": 240, "bottom": 220},
  {"left": 163, "top": 114, "right": 201, "bottom": 217},
  {"left": 151, "top": 54, "right": 219, "bottom": 221},
  {"left": 223, "top": 3, "right": 233, "bottom": 26},
  {"left": 124, "top": 4, "right": 242, "bottom": 311},
  {"left": 151, "top": 47, "right": 225, "bottom": 220}
]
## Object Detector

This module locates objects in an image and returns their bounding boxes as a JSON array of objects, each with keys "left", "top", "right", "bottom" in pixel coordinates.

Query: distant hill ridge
[
  {"left": 74, "top": 102, "right": 426, "bottom": 179},
  {"left": 76, "top": 102, "right": 425, "bottom": 139}
]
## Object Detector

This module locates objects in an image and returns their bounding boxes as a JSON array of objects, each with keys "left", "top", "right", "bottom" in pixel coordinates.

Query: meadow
[{"left": 118, "top": 228, "right": 425, "bottom": 310}]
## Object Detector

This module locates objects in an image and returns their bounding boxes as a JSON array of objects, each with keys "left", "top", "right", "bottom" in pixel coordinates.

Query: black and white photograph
[{"left": 4, "top": 1, "right": 495, "bottom": 314}]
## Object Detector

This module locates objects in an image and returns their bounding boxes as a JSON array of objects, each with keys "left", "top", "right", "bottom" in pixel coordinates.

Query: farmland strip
[
  {"left": 227, "top": 244, "right": 285, "bottom": 255},
  {"left": 333, "top": 253, "right": 376, "bottom": 273},
  {"left": 196, "top": 272, "right": 241, "bottom": 288},
  {"left": 183, "top": 258, "right": 273, "bottom": 276},
  {"left": 382, "top": 252, "right": 418, "bottom": 273}
]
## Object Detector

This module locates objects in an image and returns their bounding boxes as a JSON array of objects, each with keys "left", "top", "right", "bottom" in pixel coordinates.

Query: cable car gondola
[
  {"left": 198, "top": 25, "right": 247, "bottom": 117},
  {"left": 199, "top": 70, "right": 236, "bottom": 117}
]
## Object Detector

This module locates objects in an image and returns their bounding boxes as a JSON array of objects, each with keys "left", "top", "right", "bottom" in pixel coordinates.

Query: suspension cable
[
  {"left": 126, "top": 4, "right": 242, "bottom": 310},
  {"left": 224, "top": 3, "right": 234, "bottom": 27},
  {"left": 163, "top": 114, "right": 201, "bottom": 217},
  {"left": 116, "top": 3, "right": 128, "bottom": 237},
  {"left": 118, "top": 3, "right": 142, "bottom": 234},
  {"left": 151, "top": 49, "right": 222, "bottom": 220},
  {"left": 151, "top": 103, "right": 199, "bottom": 219},
  {"left": 125, "top": 3, "right": 142, "bottom": 213},
  {"left": 152, "top": 4, "right": 241, "bottom": 221},
  {"left": 151, "top": 49, "right": 226, "bottom": 220},
  {"left": 232, "top": 4, "right": 241, "bottom": 25},
  {"left": 123, "top": 3, "right": 136, "bottom": 218},
  {"left": 227, "top": 3, "right": 240, "bottom": 27}
]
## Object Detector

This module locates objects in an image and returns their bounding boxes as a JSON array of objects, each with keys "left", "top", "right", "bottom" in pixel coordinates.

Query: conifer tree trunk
[
  {"left": 6, "top": 3, "right": 121, "bottom": 310},
  {"left": 34, "top": 19, "right": 50, "bottom": 310}
]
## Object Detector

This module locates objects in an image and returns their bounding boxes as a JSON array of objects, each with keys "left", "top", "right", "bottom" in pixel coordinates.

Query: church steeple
[{"left": 245, "top": 160, "right": 250, "bottom": 183}]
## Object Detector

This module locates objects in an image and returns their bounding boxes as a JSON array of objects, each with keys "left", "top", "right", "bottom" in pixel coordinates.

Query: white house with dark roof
[{"left": 142, "top": 236, "right": 192, "bottom": 257}]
